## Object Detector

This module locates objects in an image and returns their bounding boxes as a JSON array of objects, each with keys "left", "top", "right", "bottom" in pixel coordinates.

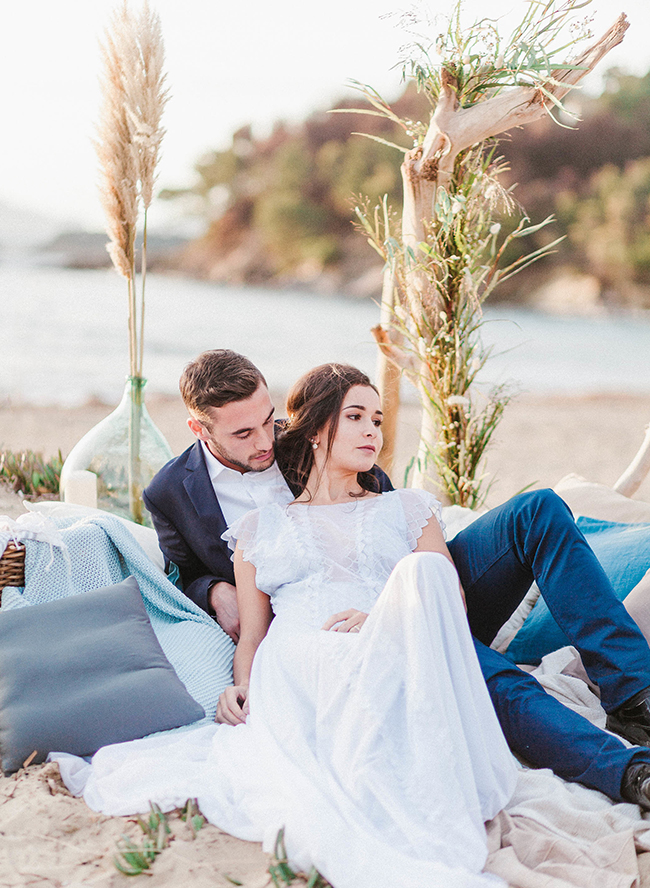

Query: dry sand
[
  {"left": 2, "top": 390, "right": 650, "bottom": 885},
  {"left": 0, "top": 762, "right": 271, "bottom": 887},
  {"left": 3, "top": 389, "right": 650, "bottom": 513}
]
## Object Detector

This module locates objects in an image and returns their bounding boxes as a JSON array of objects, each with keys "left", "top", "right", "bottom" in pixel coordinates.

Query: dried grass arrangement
[
  {"left": 96, "top": 0, "right": 168, "bottom": 379},
  {"left": 352, "top": 0, "right": 627, "bottom": 506},
  {"left": 93, "top": 0, "right": 169, "bottom": 522}
]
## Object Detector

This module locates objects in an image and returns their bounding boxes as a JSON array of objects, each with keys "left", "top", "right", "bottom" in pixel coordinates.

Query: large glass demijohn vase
[{"left": 60, "top": 376, "right": 173, "bottom": 526}]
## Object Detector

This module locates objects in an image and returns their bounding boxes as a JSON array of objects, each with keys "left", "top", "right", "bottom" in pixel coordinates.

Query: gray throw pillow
[{"left": 0, "top": 576, "right": 205, "bottom": 774}]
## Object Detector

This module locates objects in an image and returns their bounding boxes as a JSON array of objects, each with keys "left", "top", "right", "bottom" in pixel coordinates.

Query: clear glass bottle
[{"left": 60, "top": 377, "right": 173, "bottom": 526}]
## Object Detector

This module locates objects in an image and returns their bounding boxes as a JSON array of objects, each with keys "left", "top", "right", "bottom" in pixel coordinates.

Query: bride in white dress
[{"left": 76, "top": 364, "right": 517, "bottom": 888}]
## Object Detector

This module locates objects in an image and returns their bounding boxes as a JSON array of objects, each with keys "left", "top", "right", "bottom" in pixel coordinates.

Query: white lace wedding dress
[{"left": 66, "top": 488, "right": 517, "bottom": 888}]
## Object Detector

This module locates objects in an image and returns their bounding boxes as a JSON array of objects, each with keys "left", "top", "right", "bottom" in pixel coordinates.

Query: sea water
[{"left": 2, "top": 265, "right": 650, "bottom": 406}]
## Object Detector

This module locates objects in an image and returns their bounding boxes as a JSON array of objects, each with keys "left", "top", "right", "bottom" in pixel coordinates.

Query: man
[
  {"left": 144, "top": 349, "right": 650, "bottom": 808},
  {"left": 144, "top": 350, "right": 391, "bottom": 638}
]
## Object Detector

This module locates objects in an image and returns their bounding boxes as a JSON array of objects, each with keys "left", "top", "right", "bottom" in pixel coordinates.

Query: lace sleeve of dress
[
  {"left": 221, "top": 508, "right": 261, "bottom": 563},
  {"left": 395, "top": 488, "right": 447, "bottom": 550}
]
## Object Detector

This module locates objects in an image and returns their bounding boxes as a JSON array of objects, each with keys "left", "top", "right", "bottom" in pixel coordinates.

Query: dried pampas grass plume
[
  {"left": 121, "top": 0, "right": 168, "bottom": 210},
  {"left": 95, "top": 0, "right": 168, "bottom": 377},
  {"left": 96, "top": 26, "right": 139, "bottom": 281}
]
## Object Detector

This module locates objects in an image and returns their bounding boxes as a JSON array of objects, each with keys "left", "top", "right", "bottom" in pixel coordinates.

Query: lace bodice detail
[{"left": 224, "top": 488, "right": 444, "bottom": 628}]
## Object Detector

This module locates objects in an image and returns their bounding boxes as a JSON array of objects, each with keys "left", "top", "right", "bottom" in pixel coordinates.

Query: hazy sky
[{"left": 2, "top": 0, "right": 648, "bottom": 230}]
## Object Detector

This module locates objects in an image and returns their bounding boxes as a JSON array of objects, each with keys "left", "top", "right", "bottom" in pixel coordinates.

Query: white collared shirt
[{"left": 200, "top": 440, "right": 293, "bottom": 527}]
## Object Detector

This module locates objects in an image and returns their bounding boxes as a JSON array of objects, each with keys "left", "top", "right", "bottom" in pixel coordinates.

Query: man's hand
[
  {"left": 322, "top": 608, "right": 368, "bottom": 633},
  {"left": 209, "top": 581, "right": 240, "bottom": 642},
  {"left": 215, "top": 684, "right": 249, "bottom": 725}
]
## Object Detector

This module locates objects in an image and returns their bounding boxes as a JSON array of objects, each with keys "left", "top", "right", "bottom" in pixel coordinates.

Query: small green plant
[
  {"left": 113, "top": 802, "right": 171, "bottom": 876},
  {"left": 112, "top": 799, "right": 208, "bottom": 876},
  {"left": 179, "top": 796, "right": 205, "bottom": 838},
  {"left": 268, "top": 829, "right": 330, "bottom": 888},
  {"left": 0, "top": 449, "right": 63, "bottom": 498}
]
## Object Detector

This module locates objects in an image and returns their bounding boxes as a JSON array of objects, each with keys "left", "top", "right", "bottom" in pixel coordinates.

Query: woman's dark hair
[{"left": 276, "top": 363, "right": 381, "bottom": 498}]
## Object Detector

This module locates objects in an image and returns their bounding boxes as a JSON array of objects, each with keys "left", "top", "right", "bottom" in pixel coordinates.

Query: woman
[
  {"left": 215, "top": 363, "right": 516, "bottom": 886},
  {"left": 81, "top": 364, "right": 516, "bottom": 888}
]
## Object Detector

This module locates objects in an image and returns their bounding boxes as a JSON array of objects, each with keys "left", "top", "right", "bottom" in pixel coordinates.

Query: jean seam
[{"left": 458, "top": 541, "right": 521, "bottom": 596}]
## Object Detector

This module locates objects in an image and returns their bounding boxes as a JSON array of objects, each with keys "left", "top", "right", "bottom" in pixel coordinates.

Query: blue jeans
[{"left": 448, "top": 489, "right": 650, "bottom": 800}]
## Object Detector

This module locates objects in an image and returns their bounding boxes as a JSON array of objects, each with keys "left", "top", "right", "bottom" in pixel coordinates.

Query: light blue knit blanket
[{"left": 2, "top": 512, "right": 234, "bottom": 723}]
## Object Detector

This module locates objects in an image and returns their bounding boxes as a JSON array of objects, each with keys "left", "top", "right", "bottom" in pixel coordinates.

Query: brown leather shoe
[{"left": 607, "top": 687, "right": 650, "bottom": 747}]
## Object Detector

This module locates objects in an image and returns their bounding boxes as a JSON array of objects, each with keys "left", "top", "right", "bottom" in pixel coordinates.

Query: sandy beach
[
  {"left": 3, "top": 390, "right": 650, "bottom": 885},
  {"left": 3, "top": 389, "right": 650, "bottom": 514}
]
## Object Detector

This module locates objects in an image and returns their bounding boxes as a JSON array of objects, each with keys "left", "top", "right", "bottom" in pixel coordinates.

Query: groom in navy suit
[
  {"left": 145, "top": 349, "right": 650, "bottom": 807},
  {"left": 144, "top": 354, "right": 392, "bottom": 637}
]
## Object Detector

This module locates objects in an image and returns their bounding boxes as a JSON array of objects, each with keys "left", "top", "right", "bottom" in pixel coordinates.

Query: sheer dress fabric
[{"left": 77, "top": 489, "right": 517, "bottom": 888}]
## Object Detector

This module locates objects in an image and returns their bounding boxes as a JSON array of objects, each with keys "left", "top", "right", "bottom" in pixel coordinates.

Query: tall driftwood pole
[
  {"left": 374, "top": 268, "right": 402, "bottom": 475},
  {"left": 375, "top": 13, "right": 629, "bottom": 497}
]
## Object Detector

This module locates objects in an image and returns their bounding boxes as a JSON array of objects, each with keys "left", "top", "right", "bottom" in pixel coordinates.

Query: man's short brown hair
[{"left": 179, "top": 350, "right": 266, "bottom": 424}]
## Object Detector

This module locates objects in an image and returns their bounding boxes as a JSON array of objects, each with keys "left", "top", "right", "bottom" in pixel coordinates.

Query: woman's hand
[
  {"left": 322, "top": 609, "right": 368, "bottom": 633},
  {"left": 215, "top": 684, "right": 250, "bottom": 725}
]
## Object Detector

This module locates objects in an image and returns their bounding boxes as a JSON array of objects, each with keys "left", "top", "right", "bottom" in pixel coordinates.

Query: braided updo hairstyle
[{"left": 276, "top": 363, "right": 381, "bottom": 498}]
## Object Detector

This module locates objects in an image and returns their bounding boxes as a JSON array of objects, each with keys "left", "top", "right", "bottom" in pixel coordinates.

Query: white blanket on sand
[
  {"left": 487, "top": 646, "right": 650, "bottom": 887},
  {"left": 51, "top": 643, "right": 650, "bottom": 888},
  {"left": 6, "top": 511, "right": 650, "bottom": 887}
]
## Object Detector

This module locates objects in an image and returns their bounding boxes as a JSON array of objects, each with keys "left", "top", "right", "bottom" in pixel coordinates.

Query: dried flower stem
[{"left": 95, "top": 0, "right": 168, "bottom": 521}]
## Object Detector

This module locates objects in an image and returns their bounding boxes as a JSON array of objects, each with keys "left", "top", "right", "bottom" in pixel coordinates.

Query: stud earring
[{"left": 311, "top": 441, "right": 318, "bottom": 450}]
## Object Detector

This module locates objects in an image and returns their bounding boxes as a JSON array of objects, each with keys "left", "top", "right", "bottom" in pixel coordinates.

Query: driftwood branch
[
  {"left": 425, "top": 14, "right": 627, "bottom": 177},
  {"left": 371, "top": 325, "right": 418, "bottom": 375},
  {"left": 374, "top": 268, "right": 402, "bottom": 476},
  {"left": 376, "top": 11, "right": 629, "bottom": 499},
  {"left": 402, "top": 14, "right": 629, "bottom": 250},
  {"left": 614, "top": 423, "right": 650, "bottom": 497}
]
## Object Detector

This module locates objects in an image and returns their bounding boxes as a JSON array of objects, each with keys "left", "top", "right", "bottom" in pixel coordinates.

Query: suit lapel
[{"left": 183, "top": 442, "right": 228, "bottom": 537}]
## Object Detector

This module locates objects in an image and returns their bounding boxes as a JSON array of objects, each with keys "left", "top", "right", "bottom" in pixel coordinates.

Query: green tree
[
  {"left": 560, "top": 158, "right": 650, "bottom": 302},
  {"left": 163, "top": 99, "right": 416, "bottom": 281}
]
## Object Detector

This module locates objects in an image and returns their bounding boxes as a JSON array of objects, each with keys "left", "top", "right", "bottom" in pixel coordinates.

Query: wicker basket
[{"left": 0, "top": 543, "right": 26, "bottom": 594}]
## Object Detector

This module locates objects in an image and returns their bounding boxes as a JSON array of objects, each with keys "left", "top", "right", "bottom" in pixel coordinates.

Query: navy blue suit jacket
[{"left": 143, "top": 440, "right": 394, "bottom": 614}]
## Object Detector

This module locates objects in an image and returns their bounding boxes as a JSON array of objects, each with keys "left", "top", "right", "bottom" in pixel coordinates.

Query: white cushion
[
  {"left": 440, "top": 504, "right": 485, "bottom": 541},
  {"left": 24, "top": 502, "right": 165, "bottom": 573},
  {"left": 624, "top": 567, "right": 650, "bottom": 647},
  {"left": 554, "top": 474, "right": 650, "bottom": 524}
]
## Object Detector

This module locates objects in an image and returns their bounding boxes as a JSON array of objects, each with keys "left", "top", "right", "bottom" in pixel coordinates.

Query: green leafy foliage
[
  {"left": 167, "top": 50, "right": 650, "bottom": 304},
  {"left": 0, "top": 449, "right": 63, "bottom": 498},
  {"left": 560, "top": 158, "right": 650, "bottom": 300},
  {"left": 497, "top": 67, "right": 650, "bottom": 301},
  {"left": 356, "top": 151, "right": 545, "bottom": 506},
  {"left": 163, "top": 95, "right": 422, "bottom": 281},
  {"left": 112, "top": 799, "right": 210, "bottom": 876}
]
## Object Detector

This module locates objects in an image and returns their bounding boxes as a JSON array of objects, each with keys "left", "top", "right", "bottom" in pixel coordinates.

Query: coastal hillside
[{"left": 165, "top": 69, "right": 650, "bottom": 310}]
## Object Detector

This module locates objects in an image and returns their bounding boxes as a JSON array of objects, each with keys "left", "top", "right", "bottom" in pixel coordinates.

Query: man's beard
[{"left": 207, "top": 438, "right": 275, "bottom": 473}]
